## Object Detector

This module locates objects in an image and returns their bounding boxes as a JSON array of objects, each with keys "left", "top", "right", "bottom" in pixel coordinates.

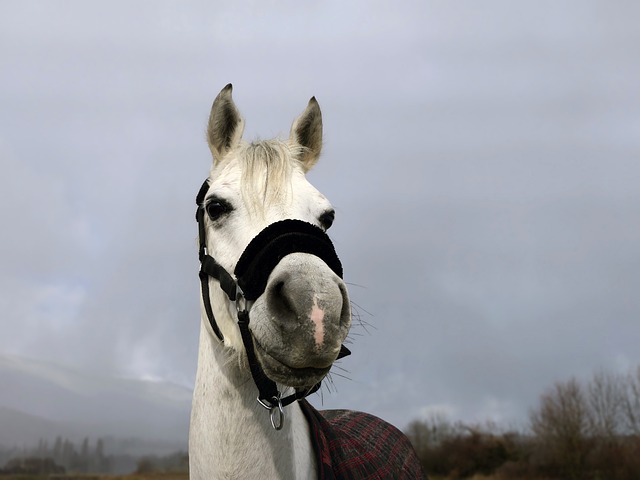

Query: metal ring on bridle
[
  {"left": 257, "top": 395, "right": 285, "bottom": 431},
  {"left": 270, "top": 399, "right": 285, "bottom": 431}
]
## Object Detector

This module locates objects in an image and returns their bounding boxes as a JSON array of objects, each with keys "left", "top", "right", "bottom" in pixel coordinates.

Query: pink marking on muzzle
[{"left": 310, "top": 296, "right": 325, "bottom": 349}]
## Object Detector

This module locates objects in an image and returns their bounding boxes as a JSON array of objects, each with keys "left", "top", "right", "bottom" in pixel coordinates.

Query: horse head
[{"left": 197, "top": 84, "right": 351, "bottom": 391}]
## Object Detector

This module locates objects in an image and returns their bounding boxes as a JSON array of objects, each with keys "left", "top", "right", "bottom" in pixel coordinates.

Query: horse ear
[
  {"left": 207, "top": 84, "right": 244, "bottom": 163},
  {"left": 290, "top": 97, "right": 323, "bottom": 172}
]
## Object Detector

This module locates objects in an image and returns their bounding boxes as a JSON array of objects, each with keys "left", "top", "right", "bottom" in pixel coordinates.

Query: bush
[{"left": 1, "top": 456, "right": 65, "bottom": 475}]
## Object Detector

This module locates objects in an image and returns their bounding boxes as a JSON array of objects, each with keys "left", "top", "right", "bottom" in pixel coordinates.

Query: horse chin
[{"left": 253, "top": 341, "right": 332, "bottom": 389}]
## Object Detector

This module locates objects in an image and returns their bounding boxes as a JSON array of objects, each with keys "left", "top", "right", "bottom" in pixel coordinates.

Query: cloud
[{"left": 1, "top": 0, "right": 639, "bottom": 431}]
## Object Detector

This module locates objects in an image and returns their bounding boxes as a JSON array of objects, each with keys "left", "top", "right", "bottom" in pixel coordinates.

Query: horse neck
[{"left": 189, "top": 320, "right": 317, "bottom": 480}]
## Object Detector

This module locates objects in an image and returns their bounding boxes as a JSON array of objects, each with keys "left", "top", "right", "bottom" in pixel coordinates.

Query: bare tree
[
  {"left": 529, "top": 378, "right": 591, "bottom": 479},
  {"left": 405, "top": 411, "right": 459, "bottom": 450},
  {"left": 622, "top": 366, "right": 640, "bottom": 435},
  {"left": 587, "top": 370, "right": 625, "bottom": 438}
]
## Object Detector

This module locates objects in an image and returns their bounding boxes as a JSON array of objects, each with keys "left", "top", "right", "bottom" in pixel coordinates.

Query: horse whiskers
[
  {"left": 349, "top": 299, "right": 373, "bottom": 319},
  {"left": 344, "top": 281, "right": 368, "bottom": 290},
  {"left": 315, "top": 368, "right": 352, "bottom": 400},
  {"left": 328, "top": 366, "right": 352, "bottom": 382},
  {"left": 217, "top": 343, "right": 246, "bottom": 371},
  {"left": 321, "top": 375, "right": 336, "bottom": 396},
  {"left": 349, "top": 302, "right": 374, "bottom": 337}
]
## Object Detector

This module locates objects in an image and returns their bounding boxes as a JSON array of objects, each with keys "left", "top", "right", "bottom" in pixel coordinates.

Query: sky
[{"left": 1, "top": 0, "right": 639, "bottom": 430}]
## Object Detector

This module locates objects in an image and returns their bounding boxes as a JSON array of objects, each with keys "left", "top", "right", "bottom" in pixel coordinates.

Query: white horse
[{"left": 189, "top": 84, "right": 424, "bottom": 479}]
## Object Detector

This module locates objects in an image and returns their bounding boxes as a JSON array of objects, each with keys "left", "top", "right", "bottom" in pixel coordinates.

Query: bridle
[{"left": 195, "top": 179, "right": 350, "bottom": 430}]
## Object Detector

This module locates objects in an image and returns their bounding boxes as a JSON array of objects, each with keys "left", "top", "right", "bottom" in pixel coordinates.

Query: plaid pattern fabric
[{"left": 299, "top": 400, "right": 426, "bottom": 479}]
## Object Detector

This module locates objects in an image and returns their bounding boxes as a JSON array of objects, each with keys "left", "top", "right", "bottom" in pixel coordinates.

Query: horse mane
[{"left": 237, "top": 139, "right": 305, "bottom": 217}]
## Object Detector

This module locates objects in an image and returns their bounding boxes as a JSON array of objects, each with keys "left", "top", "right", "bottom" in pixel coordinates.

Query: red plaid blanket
[{"left": 299, "top": 400, "right": 426, "bottom": 479}]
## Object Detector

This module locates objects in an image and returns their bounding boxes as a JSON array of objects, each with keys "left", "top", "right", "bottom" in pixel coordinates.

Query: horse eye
[
  {"left": 205, "top": 198, "right": 232, "bottom": 221},
  {"left": 319, "top": 209, "right": 335, "bottom": 230}
]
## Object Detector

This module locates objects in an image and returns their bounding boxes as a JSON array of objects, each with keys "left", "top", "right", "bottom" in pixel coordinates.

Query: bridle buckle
[{"left": 235, "top": 285, "right": 253, "bottom": 313}]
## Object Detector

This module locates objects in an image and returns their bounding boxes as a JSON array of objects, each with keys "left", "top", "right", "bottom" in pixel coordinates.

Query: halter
[{"left": 195, "top": 179, "right": 351, "bottom": 430}]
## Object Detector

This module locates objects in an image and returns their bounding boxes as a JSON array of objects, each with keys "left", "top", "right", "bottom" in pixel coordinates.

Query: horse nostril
[{"left": 269, "top": 278, "right": 294, "bottom": 315}]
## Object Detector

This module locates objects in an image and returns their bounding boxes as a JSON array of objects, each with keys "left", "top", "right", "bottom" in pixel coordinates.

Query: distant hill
[
  {"left": 0, "top": 353, "right": 190, "bottom": 449},
  {"left": 0, "top": 406, "right": 77, "bottom": 447}
]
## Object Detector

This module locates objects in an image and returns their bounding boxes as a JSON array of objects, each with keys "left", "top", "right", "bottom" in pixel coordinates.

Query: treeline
[
  {"left": 1, "top": 437, "right": 101, "bottom": 474},
  {"left": 0, "top": 437, "right": 187, "bottom": 475},
  {"left": 406, "top": 366, "right": 640, "bottom": 480}
]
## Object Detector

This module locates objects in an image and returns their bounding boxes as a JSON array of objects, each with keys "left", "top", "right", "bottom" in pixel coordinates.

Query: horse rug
[{"left": 299, "top": 400, "right": 426, "bottom": 479}]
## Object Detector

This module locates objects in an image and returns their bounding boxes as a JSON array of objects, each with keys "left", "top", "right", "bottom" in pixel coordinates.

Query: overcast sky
[{"left": 1, "top": 0, "right": 639, "bottom": 430}]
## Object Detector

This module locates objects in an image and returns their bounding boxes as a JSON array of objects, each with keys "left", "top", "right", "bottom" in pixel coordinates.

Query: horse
[{"left": 189, "top": 84, "right": 425, "bottom": 479}]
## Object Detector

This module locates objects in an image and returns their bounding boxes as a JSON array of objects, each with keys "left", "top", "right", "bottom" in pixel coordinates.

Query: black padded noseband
[{"left": 235, "top": 218, "right": 343, "bottom": 301}]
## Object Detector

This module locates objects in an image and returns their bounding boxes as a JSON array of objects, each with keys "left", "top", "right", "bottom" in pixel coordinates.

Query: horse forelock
[{"left": 237, "top": 139, "right": 304, "bottom": 217}]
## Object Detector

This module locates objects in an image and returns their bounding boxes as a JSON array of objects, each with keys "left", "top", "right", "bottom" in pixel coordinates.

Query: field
[
  {"left": 0, "top": 475, "right": 189, "bottom": 480},
  {"left": 103, "top": 475, "right": 188, "bottom": 480},
  {"left": 106, "top": 476, "right": 188, "bottom": 480}
]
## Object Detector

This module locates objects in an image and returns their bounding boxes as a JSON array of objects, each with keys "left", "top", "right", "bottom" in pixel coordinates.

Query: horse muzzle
[{"left": 248, "top": 253, "right": 351, "bottom": 387}]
